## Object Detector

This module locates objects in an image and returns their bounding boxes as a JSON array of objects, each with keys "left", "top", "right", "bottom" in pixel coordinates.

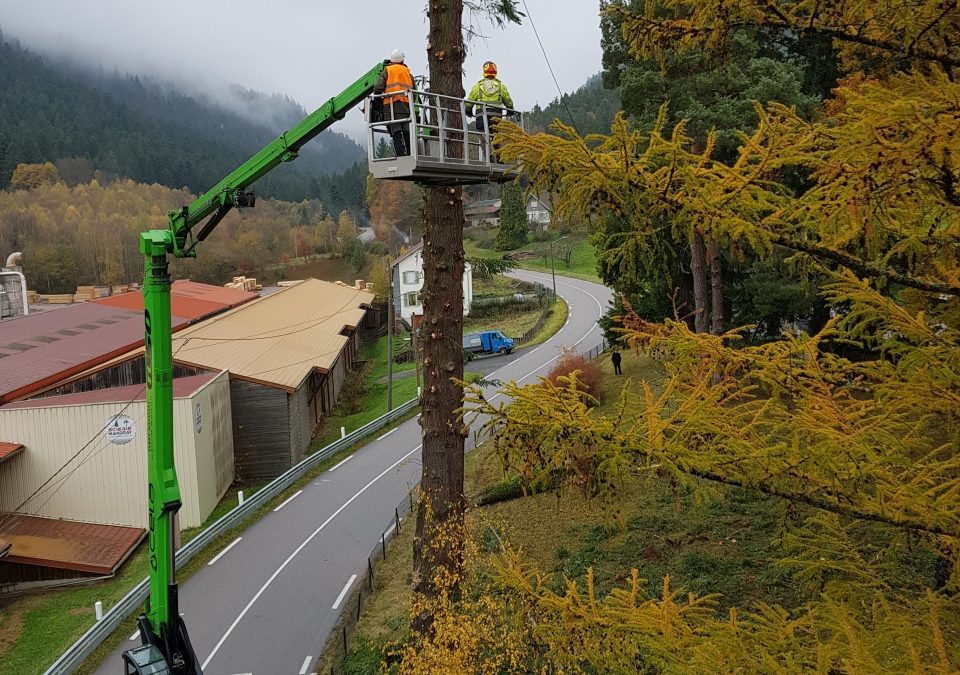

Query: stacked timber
[
  {"left": 276, "top": 280, "right": 305, "bottom": 288},
  {"left": 112, "top": 284, "right": 130, "bottom": 295},
  {"left": 26, "top": 290, "right": 39, "bottom": 304},
  {"left": 224, "top": 276, "right": 262, "bottom": 291},
  {"left": 45, "top": 294, "right": 74, "bottom": 304},
  {"left": 73, "top": 286, "right": 96, "bottom": 302}
]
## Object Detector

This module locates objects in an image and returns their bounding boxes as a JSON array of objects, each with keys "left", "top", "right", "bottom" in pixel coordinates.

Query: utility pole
[
  {"left": 386, "top": 256, "right": 394, "bottom": 412},
  {"left": 549, "top": 235, "right": 567, "bottom": 300}
]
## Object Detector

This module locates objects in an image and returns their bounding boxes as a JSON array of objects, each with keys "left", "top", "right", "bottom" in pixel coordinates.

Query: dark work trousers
[
  {"left": 385, "top": 101, "right": 411, "bottom": 157},
  {"left": 612, "top": 353, "right": 622, "bottom": 375},
  {"left": 476, "top": 114, "right": 502, "bottom": 163}
]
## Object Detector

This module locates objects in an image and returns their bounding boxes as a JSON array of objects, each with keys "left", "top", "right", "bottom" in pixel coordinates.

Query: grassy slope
[
  {"left": 338, "top": 350, "right": 813, "bottom": 670},
  {"left": 466, "top": 235, "right": 601, "bottom": 284}
]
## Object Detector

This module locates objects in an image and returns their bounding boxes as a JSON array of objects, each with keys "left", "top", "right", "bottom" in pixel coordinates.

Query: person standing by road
[
  {"left": 465, "top": 61, "right": 513, "bottom": 162},
  {"left": 611, "top": 348, "right": 623, "bottom": 376},
  {"left": 374, "top": 49, "right": 414, "bottom": 157}
]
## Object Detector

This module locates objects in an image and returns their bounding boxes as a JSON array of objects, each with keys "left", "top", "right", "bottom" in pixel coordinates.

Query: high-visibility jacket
[
  {"left": 467, "top": 77, "right": 513, "bottom": 111},
  {"left": 383, "top": 63, "right": 413, "bottom": 106}
]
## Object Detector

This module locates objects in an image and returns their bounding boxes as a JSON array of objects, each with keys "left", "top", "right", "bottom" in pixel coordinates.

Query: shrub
[{"left": 543, "top": 348, "right": 603, "bottom": 404}]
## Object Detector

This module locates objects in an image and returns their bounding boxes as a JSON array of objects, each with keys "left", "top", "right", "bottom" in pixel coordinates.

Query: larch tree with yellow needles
[{"left": 394, "top": 0, "right": 959, "bottom": 672}]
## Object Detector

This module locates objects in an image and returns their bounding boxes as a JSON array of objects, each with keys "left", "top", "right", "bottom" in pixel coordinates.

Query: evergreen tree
[{"left": 494, "top": 181, "right": 527, "bottom": 250}]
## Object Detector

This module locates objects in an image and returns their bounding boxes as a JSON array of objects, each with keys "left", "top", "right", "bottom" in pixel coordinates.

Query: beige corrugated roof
[{"left": 170, "top": 279, "right": 373, "bottom": 391}]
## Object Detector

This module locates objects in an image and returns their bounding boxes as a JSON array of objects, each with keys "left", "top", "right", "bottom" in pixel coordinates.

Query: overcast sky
[{"left": 0, "top": 0, "right": 603, "bottom": 141}]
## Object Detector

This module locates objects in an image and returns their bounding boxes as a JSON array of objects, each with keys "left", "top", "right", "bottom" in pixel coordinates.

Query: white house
[
  {"left": 526, "top": 194, "right": 552, "bottom": 229},
  {"left": 463, "top": 193, "right": 552, "bottom": 230},
  {"left": 392, "top": 243, "right": 473, "bottom": 324}
]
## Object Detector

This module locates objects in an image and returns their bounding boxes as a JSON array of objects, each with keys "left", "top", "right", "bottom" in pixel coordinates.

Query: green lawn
[{"left": 465, "top": 234, "right": 601, "bottom": 284}]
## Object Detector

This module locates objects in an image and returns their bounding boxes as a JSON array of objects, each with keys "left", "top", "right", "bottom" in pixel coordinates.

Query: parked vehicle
[{"left": 463, "top": 330, "right": 514, "bottom": 356}]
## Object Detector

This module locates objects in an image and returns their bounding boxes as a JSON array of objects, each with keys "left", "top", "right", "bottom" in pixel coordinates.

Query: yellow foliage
[{"left": 393, "top": 1, "right": 960, "bottom": 672}]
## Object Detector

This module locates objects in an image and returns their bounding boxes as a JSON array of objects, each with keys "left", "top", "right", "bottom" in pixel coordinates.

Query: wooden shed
[{"left": 167, "top": 279, "right": 374, "bottom": 481}]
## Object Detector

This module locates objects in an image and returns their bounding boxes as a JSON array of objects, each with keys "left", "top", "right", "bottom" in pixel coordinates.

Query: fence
[
  {"left": 325, "top": 489, "right": 417, "bottom": 675},
  {"left": 43, "top": 396, "right": 420, "bottom": 675},
  {"left": 581, "top": 338, "right": 609, "bottom": 363},
  {"left": 509, "top": 280, "right": 554, "bottom": 346}
]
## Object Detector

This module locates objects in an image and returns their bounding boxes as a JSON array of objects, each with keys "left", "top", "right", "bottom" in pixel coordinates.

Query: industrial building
[
  {"left": 168, "top": 279, "right": 375, "bottom": 480},
  {"left": 0, "top": 372, "right": 232, "bottom": 592}
]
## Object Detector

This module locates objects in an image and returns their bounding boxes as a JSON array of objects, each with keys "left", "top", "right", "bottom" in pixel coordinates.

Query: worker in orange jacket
[{"left": 374, "top": 49, "right": 414, "bottom": 157}]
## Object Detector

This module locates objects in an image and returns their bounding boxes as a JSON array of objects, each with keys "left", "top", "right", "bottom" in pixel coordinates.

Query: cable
[{"left": 521, "top": 0, "right": 582, "bottom": 136}]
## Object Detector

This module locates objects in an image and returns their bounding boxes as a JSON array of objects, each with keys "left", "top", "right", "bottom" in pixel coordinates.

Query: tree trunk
[
  {"left": 412, "top": 0, "right": 467, "bottom": 636},
  {"left": 689, "top": 229, "right": 709, "bottom": 333},
  {"left": 709, "top": 237, "right": 723, "bottom": 335}
]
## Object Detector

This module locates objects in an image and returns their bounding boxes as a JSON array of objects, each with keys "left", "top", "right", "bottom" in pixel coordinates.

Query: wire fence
[
  {"left": 581, "top": 338, "right": 609, "bottom": 363},
  {"left": 510, "top": 280, "right": 554, "bottom": 346},
  {"left": 326, "top": 488, "right": 417, "bottom": 675}
]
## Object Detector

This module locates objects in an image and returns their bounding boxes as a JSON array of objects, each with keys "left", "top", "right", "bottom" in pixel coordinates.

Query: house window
[
  {"left": 403, "top": 291, "right": 421, "bottom": 307},
  {"left": 402, "top": 270, "right": 421, "bottom": 285}
]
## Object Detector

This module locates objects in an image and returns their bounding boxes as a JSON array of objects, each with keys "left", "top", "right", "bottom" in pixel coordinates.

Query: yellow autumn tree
[{"left": 394, "top": 1, "right": 960, "bottom": 672}]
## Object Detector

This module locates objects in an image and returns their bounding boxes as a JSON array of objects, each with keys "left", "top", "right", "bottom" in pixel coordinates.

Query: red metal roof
[
  {"left": 0, "top": 513, "right": 145, "bottom": 575},
  {"left": 2, "top": 373, "right": 218, "bottom": 410},
  {"left": 93, "top": 280, "right": 257, "bottom": 320},
  {"left": 0, "top": 304, "right": 190, "bottom": 405},
  {"left": 0, "top": 442, "right": 24, "bottom": 464}
]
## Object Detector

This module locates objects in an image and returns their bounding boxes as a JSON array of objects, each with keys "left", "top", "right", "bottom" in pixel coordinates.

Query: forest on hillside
[
  {"left": 0, "top": 31, "right": 366, "bottom": 209},
  {"left": 0, "top": 167, "right": 374, "bottom": 293}
]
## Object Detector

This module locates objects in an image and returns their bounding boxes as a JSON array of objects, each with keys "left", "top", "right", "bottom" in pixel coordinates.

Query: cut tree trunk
[
  {"left": 690, "top": 229, "right": 709, "bottom": 333},
  {"left": 412, "top": 0, "right": 467, "bottom": 636},
  {"left": 709, "top": 237, "right": 723, "bottom": 335}
]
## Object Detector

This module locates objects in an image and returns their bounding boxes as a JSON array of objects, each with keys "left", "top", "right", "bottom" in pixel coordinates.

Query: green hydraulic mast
[{"left": 123, "top": 62, "right": 384, "bottom": 675}]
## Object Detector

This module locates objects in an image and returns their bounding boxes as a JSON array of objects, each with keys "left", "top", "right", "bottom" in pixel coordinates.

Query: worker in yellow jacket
[
  {"left": 466, "top": 61, "right": 514, "bottom": 162},
  {"left": 374, "top": 49, "right": 414, "bottom": 156}
]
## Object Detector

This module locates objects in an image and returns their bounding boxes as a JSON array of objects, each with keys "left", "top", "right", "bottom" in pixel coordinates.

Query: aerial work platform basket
[{"left": 366, "top": 89, "right": 523, "bottom": 185}]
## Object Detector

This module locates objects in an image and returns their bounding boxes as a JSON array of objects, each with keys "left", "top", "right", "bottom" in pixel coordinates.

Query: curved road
[{"left": 93, "top": 270, "right": 611, "bottom": 675}]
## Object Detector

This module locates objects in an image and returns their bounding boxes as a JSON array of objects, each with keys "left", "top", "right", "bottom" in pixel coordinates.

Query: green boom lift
[{"left": 122, "top": 62, "right": 384, "bottom": 675}]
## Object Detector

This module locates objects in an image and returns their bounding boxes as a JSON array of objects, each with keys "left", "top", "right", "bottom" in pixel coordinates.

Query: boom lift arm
[{"left": 124, "top": 62, "right": 384, "bottom": 675}]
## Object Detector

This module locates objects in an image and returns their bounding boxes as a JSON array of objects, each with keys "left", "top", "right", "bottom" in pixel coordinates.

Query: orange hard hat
[{"left": 482, "top": 61, "right": 497, "bottom": 78}]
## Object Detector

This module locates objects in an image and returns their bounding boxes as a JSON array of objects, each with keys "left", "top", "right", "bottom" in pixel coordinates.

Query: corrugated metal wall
[
  {"left": 190, "top": 371, "right": 234, "bottom": 521},
  {"left": 34, "top": 357, "right": 209, "bottom": 399},
  {"left": 288, "top": 377, "right": 313, "bottom": 466},
  {"left": 0, "top": 377, "right": 231, "bottom": 529},
  {"left": 230, "top": 379, "right": 290, "bottom": 482}
]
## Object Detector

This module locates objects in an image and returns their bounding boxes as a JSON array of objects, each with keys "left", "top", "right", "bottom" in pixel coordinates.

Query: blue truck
[{"left": 463, "top": 330, "right": 515, "bottom": 356}]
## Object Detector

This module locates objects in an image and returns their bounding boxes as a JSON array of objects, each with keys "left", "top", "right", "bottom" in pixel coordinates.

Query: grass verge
[{"left": 465, "top": 236, "right": 601, "bottom": 284}]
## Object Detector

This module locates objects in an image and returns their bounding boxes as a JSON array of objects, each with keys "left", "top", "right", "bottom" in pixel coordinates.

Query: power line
[{"left": 521, "top": 0, "right": 581, "bottom": 135}]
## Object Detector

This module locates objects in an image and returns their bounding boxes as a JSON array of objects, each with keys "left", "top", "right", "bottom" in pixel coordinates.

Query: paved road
[{"left": 93, "top": 270, "right": 611, "bottom": 675}]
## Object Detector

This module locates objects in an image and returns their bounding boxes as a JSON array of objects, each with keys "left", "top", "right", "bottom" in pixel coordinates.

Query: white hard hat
[{"left": 390, "top": 49, "right": 404, "bottom": 63}]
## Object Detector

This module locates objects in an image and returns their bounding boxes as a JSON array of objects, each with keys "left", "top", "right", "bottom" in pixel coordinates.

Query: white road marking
[
  {"left": 201, "top": 445, "right": 421, "bottom": 670},
  {"left": 272, "top": 490, "right": 302, "bottom": 512},
  {"left": 332, "top": 574, "right": 358, "bottom": 610},
  {"left": 299, "top": 655, "right": 313, "bottom": 674},
  {"left": 128, "top": 629, "right": 139, "bottom": 641},
  {"left": 207, "top": 537, "right": 243, "bottom": 566},
  {"left": 328, "top": 455, "right": 354, "bottom": 472},
  {"left": 377, "top": 427, "right": 398, "bottom": 441},
  {"left": 384, "top": 523, "right": 396, "bottom": 539}
]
